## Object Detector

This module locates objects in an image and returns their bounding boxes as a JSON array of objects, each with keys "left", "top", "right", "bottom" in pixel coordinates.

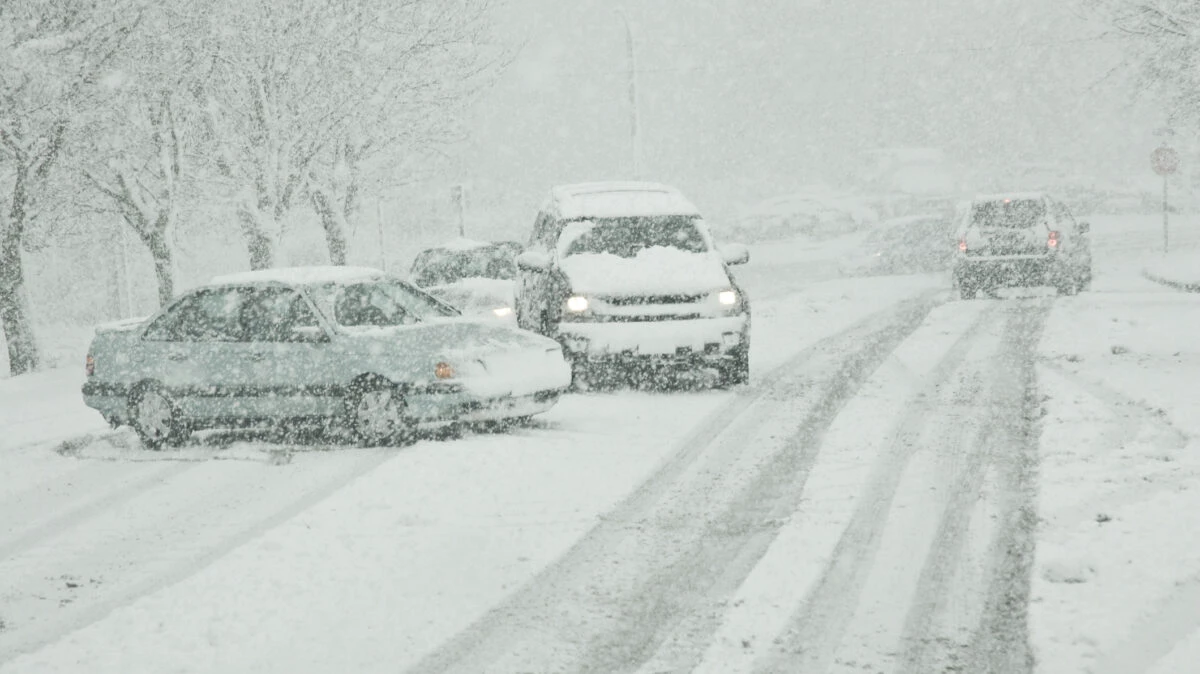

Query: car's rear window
[{"left": 971, "top": 199, "right": 1045, "bottom": 229}]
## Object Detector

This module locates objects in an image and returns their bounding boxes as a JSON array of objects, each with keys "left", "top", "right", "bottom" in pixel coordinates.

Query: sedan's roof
[{"left": 209, "top": 266, "right": 387, "bottom": 287}]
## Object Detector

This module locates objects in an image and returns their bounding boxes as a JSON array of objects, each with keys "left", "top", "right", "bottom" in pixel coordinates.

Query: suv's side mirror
[
  {"left": 516, "top": 251, "right": 551, "bottom": 272},
  {"left": 1078, "top": 221, "right": 1091, "bottom": 234},
  {"left": 718, "top": 243, "right": 750, "bottom": 266}
]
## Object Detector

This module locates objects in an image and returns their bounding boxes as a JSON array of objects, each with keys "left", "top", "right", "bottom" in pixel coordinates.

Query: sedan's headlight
[
  {"left": 718, "top": 290, "right": 738, "bottom": 306},
  {"left": 566, "top": 295, "right": 590, "bottom": 313}
]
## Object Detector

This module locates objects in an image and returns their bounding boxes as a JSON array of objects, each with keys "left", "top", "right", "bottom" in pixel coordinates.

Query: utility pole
[{"left": 615, "top": 8, "right": 641, "bottom": 179}]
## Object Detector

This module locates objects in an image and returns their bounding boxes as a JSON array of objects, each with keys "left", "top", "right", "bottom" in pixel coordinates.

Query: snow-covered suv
[
  {"left": 514, "top": 182, "right": 751, "bottom": 388},
  {"left": 953, "top": 192, "right": 1092, "bottom": 299}
]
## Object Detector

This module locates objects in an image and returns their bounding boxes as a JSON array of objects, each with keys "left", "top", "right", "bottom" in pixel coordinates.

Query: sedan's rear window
[{"left": 971, "top": 199, "right": 1045, "bottom": 229}]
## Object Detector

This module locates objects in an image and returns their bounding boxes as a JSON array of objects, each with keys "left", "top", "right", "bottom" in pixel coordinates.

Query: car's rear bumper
[
  {"left": 555, "top": 315, "right": 749, "bottom": 366},
  {"left": 955, "top": 256, "right": 1066, "bottom": 288}
]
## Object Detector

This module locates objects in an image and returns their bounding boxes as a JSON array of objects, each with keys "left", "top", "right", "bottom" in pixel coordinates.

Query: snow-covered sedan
[{"left": 81, "top": 267, "right": 571, "bottom": 449}]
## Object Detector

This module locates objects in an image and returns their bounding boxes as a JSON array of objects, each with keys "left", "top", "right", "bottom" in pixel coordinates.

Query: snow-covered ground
[
  {"left": 1143, "top": 249, "right": 1200, "bottom": 290},
  {"left": 2, "top": 214, "right": 1197, "bottom": 674}
]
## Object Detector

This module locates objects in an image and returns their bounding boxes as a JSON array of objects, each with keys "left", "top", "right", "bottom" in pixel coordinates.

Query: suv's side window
[
  {"left": 530, "top": 212, "right": 556, "bottom": 251},
  {"left": 144, "top": 288, "right": 245, "bottom": 342}
]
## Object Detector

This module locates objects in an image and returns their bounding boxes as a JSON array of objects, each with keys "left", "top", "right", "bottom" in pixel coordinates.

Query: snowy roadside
[
  {"left": 1032, "top": 291, "right": 1200, "bottom": 674},
  {"left": 1142, "top": 249, "right": 1200, "bottom": 292}
]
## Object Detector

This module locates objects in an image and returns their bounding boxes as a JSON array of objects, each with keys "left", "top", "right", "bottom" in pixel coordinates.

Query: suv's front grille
[{"left": 601, "top": 293, "right": 704, "bottom": 306}]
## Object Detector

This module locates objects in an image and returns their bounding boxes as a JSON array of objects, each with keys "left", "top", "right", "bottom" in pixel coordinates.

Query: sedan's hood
[
  {"left": 558, "top": 248, "right": 731, "bottom": 297},
  {"left": 342, "top": 318, "right": 554, "bottom": 357}
]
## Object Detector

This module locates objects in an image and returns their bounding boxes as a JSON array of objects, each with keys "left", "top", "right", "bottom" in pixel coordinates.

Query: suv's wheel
[
  {"left": 346, "top": 377, "right": 414, "bottom": 446},
  {"left": 718, "top": 347, "right": 750, "bottom": 388},
  {"left": 128, "top": 383, "right": 188, "bottom": 450},
  {"left": 1055, "top": 274, "right": 1079, "bottom": 296}
]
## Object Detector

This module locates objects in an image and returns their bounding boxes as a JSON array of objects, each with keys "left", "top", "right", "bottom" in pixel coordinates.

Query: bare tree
[
  {"left": 0, "top": 0, "right": 141, "bottom": 376},
  {"left": 1094, "top": 1, "right": 1200, "bottom": 126}
]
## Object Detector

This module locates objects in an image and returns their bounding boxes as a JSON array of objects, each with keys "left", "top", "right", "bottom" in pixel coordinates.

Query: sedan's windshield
[
  {"left": 561, "top": 216, "right": 708, "bottom": 258},
  {"left": 309, "top": 279, "right": 459, "bottom": 327}
]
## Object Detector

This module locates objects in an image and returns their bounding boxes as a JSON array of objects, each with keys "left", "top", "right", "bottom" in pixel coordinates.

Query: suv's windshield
[
  {"left": 309, "top": 280, "right": 458, "bottom": 327},
  {"left": 560, "top": 216, "right": 708, "bottom": 258},
  {"left": 971, "top": 199, "right": 1045, "bottom": 229}
]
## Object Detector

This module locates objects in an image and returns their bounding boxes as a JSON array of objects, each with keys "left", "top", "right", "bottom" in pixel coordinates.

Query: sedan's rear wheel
[
  {"left": 347, "top": 378, "right": 414, "bottom": 447},
  {"left": 129, "top": 384, "right": 187, "bottom": 450}
]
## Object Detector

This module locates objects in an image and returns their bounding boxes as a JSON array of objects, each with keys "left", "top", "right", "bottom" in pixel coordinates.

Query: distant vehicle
[
  {"left": 725, "top": 187, "right": 878, "bottom": 243},
  {"left": 841, "top": 213, "right": 956, "bottom": 277},
  {"left": 81, "top": 266, "right": 571, "bottom": 448},
  {"left": 953, "top": 193, "right": 1092, "bottom": 299},
  {"left": 514, "top": 182, "right": 751, "bottom": 388},
  {"left": 410, "top": 238, "right": 523, "bottom": 320}
]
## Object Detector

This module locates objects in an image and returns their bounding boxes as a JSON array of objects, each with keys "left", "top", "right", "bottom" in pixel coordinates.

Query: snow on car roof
[
  {"left": 973, "top": 191, "right": 1047, "bottom": 203},
  {"left": 208, "top": 266, "right": 387, "bottom": 287},
  {"left": 547, "top": 181, "right": 701, "bottom": 219}
]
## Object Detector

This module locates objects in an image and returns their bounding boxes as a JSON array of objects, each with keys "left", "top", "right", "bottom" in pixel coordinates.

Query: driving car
[
  {"left": 840, "top": 213, "right": 956, "bottom": 277},
  {"left": 80, "top": 266, "right": 571, "bottom": 448},
  {"left": 410, "top": 238, "right": 522, "bottom": 320},
  {"left": 953, "top": 192, "right": 1092, "bottom": 299},
  {"left": 514, "top": 182, "right": 751, "bottom": 389}
]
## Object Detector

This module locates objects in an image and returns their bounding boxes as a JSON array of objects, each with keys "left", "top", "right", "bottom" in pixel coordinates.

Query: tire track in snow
[
  {"left": 754, "top": 301, "right": 1004, "bottom": 673},
  {"left": 0, "top": 448, "right": 399, "bottom": 665},
  {"left": 894, "top": 301, "right": 1051, "bottom": 673},
  {"left": 406, "top": 291, "right": 947, "bottom": 674},
  {"left": 958, "top": 299, "right": 1050, "bottom": 674}
]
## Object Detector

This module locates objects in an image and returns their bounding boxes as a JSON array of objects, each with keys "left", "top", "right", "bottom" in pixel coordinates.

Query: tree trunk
[
  {"left": 147, "top": 231, "right": 175, "bottom": 307},
  {"left": 0, "top": 234, "right": 39, "bottom": 376},
  {"left": 238, "top": 208, "right": 275, "bottom": 270},
  {"left": 312, "top": 190, "right": 348, "bottom": 266}
]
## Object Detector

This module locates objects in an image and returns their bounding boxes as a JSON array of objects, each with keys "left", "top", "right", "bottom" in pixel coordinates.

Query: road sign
[{"left": 1152, "top": 146, "right": 1180, "bottom": 176}]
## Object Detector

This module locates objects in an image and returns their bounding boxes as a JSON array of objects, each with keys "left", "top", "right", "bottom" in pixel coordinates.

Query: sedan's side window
[
  {"left": 239, "top": 288, "right": 322, "bottom": 342},
  {"left": 143, "top": 289, "right": 245, "bottom": 342}
]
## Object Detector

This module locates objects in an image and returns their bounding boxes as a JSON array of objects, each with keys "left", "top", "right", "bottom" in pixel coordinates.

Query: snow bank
[
  {"left": 1032, "top": 291, "right": 1200, "bottom": 674},
  {"left": 1143, "top": 250, "right": 1200, "bottom": 291},
  {"left": 558, "top": 247, "right": 731, "bottom": 296}
]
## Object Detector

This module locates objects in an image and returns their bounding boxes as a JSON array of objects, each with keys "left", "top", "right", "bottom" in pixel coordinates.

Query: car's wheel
[
  {"left": 346, "top": 377, "right": 414, "bottom": 447},
  {"left": 959, "top": 283, "right": 978, "bottom": 300},
  {"left": 1055, "top": 275, "right": 1078, "bottom": 296},
  {"left": 718, "top": 347, "right": 750, "bottom": 388},
  {"left": 128, "top": 383, "right": 187, "bottom": 450}
]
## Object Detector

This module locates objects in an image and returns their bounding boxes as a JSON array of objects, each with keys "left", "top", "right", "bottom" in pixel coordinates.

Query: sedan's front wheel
[
  {"left": 347, "top": 378, "right": 415, "bottom": 447},
  {"left": 128, "top": 383, "right": 187, "bottom": 450}
]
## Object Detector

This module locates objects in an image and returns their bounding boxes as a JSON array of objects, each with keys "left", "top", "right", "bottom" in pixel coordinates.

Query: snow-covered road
[{"left": 2, "top": 217, "right": 1197, "bottom": 674}]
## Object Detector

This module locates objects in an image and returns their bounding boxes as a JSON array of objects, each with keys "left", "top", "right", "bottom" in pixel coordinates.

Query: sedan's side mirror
[
  {"left": 516, "top": 251, "right": 552, "bottom": 272},
  {"left": 718, "top": 243, "right": 750, "bottom": 266},
  {"left": 1078, "top": 221, "right": 1091, "bottom": 234}
]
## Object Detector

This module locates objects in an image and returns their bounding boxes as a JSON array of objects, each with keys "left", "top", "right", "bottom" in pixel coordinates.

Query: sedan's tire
[
  {"left": 128, "top": 383, "right": 188, "bottom": 450},
  {"left": 718, "top": 347, "right": 750, "bottom": 388},
  {"left": 346, "top": 377, "right": 415, "bottom": 447}
]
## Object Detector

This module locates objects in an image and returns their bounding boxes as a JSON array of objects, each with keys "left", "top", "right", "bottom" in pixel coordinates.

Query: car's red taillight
[
  {"left": 1047, "top": 231, "right": 1059, "bottom": 248},
  {"left": 958, "top": 239, "right": 968, "bottom": 252},
  {"left": 85, "top": 354, "right": 95, "bottom": 377}
]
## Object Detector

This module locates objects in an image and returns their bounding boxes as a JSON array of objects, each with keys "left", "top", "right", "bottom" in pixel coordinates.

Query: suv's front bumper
[{"left": 557, "top": 314, "right": 749, "bottom": 367}]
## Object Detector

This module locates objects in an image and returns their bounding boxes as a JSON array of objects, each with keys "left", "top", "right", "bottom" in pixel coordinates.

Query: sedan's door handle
[{"left": 167, "top": 351, "right": 189, "bottom": 362}]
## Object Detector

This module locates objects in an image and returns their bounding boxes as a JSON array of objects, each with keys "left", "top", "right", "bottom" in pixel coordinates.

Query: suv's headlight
[
  {"left": 717, "top": 290, "right": 738, "bottom": 306},
  {"left": 566, "top": 295, "right": 589, "bottom": 313}
]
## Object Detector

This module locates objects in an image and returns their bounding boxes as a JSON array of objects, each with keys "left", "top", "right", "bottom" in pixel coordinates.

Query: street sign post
[{"left": 1152, "top": 146, "right": 1180, "bottom": 254}]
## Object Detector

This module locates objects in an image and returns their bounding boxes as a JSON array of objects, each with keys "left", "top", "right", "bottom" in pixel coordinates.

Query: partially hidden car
[
  {"left": 410, "top": 238, "right": 522, "bottom": 321},
  {"left": 514, "top": 181, "right": 751, "bottom": 388},
  {"left": 953, "top": 192, "right": 1092, "bottom": 299},
  {"left": 81, "top": 266, "right": 571, "bottom": 448}
]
